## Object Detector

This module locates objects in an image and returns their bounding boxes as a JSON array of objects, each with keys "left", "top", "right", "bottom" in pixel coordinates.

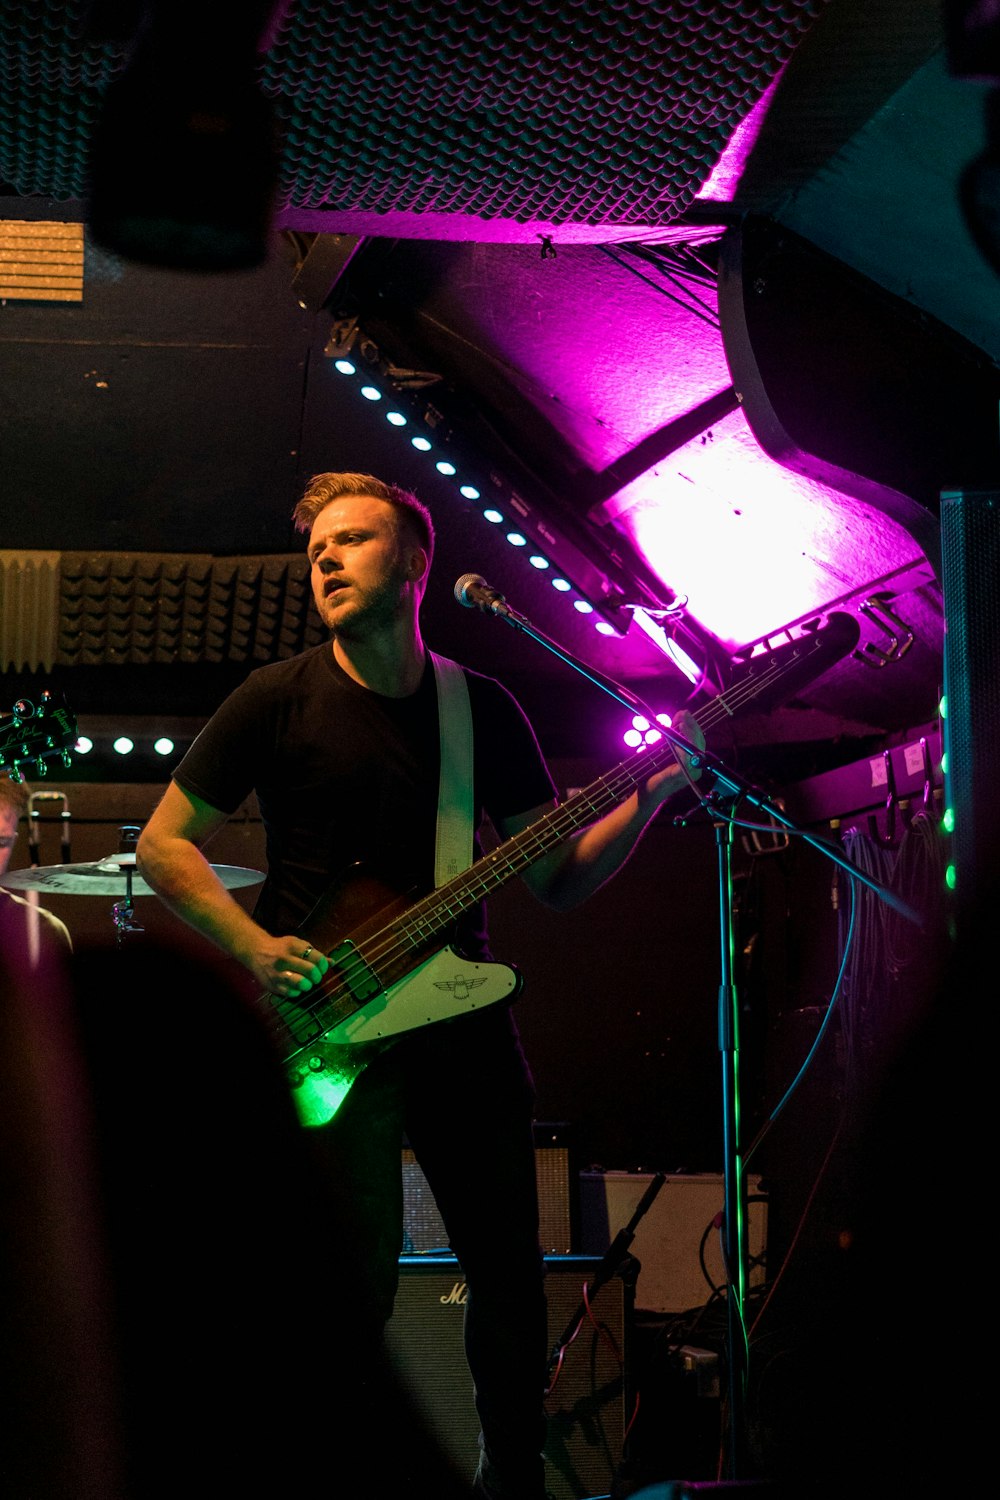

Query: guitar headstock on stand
[{"left": 0, "top": 691, "right": 78, "bottom": 782}]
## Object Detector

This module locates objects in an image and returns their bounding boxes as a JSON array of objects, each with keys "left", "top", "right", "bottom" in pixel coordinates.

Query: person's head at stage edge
[{"left": 0, "top": 775, "right": 27, "bottom": 877}]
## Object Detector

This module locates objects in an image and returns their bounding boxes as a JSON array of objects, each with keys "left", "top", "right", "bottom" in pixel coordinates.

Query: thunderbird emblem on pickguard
[{"left": 433, "top": 975, "right": 487, "bottom": 1001}]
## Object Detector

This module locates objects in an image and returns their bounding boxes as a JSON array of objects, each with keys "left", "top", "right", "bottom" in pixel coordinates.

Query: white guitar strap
[{"left": 430, "top": 652, "right": 474, "bottom": 886}]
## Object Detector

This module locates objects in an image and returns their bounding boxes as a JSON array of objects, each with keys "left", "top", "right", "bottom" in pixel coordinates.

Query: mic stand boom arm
[
  {"left": 473, "top": 592, "right": 921, "bottom": 1479},
  {"left": 485, "top": 597, "right": 919, "bottom": 923},
  {"left": 480, "top": 595, "right": 655, "bottom": 721}
]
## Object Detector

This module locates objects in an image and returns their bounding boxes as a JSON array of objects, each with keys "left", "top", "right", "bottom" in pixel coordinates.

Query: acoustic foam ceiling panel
[{"left": 2, "top": 1, "right": 826, "bottom": 238}]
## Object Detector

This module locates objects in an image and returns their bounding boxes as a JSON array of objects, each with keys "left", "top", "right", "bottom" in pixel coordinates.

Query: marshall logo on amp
[{"left": 389, "top": 1256, "right": 628, "bottom": 1498}]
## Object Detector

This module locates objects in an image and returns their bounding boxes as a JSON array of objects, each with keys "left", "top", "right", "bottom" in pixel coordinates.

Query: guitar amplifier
[
  {"left": 402, "top": 1122, "right": 574, "bottom": 1255},
  {"left": 387, "top": 1254, "right": 629, "bottom": 1500},
  {"left": 579, "top": 1170, "right": 767, "bottom": 1314}
]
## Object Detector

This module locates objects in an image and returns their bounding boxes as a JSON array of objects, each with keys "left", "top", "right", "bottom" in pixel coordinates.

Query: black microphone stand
[
  {"left": 547, "top": 1171, "right": 665, "bottom": 1378},
  {"left": 466, "top": 589, "right": 921, "bottom": 1480}
]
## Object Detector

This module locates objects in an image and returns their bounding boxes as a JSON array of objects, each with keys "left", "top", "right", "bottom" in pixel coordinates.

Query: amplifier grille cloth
[{"left": 402, "top": 1145, "right": 572, "bottom": 1255}]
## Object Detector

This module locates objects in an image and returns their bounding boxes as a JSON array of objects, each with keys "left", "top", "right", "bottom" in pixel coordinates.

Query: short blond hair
[
  {"left": 291, "top": 471, "right": 435, "bottom": 567},
  {"left": 0, "top": 776, "right": 28, "bottom": 818}
]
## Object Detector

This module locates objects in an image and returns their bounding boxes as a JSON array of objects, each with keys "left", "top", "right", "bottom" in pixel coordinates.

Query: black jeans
[{"left": 306, "top": 1005, "right": 548, "bottom": 1498}]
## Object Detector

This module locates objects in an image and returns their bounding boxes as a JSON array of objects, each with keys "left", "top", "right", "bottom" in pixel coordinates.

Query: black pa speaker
[
  {"left": 940, "top": 489, "right": 1000, "bottom": 925},
  {"left": 387, "top": 1254, "right": 630, "bottom": 1499}
]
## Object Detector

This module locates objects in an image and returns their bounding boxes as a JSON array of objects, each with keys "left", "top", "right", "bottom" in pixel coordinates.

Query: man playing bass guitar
[{"left": 136, "top": 470, "right": 704, "bottom": 1499}]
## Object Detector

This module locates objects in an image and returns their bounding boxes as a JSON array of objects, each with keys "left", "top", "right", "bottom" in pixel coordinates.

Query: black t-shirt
[{"left": 173, "top": 644, "right": 556, "bottom": 959}]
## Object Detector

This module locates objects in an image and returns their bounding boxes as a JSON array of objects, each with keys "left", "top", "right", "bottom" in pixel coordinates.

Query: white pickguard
[{"left": 325, "top": 946, "right": 520, "bottom": 1045}]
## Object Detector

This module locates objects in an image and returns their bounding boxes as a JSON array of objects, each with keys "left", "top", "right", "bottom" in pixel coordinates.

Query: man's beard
[{"left": 323, "top": 571, "right": 408, "bottom": 638}]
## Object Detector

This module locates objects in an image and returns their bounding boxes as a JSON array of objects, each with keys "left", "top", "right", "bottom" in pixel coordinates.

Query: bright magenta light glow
[
  {"left": 611, "top": 411, "right": 926, "bottom": 647},
  {"left": 631, "top": 608, "right": 702, "bottom": 682},
  {"left": 624, "top": 710, "right": 675, "bottom": 750}
]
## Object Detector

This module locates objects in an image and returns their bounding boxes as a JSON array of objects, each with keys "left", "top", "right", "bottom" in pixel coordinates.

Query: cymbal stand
[
  {"left": 27, "top": 789, "right": 72, "bottom": 866},
  {"left": 111, "top": 825, "right": 144, "bottom": 947},
  {"left": 26, "top": 790, "right": 72, "bottom": 966}
]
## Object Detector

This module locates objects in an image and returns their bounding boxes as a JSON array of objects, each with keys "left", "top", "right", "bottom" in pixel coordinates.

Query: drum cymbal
[{"left": 0, "top": 853, "right": 264, "bottom": 897}]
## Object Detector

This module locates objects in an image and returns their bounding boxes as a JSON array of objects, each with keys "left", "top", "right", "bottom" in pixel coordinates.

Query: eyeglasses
[{"left": 0, "top": 834, "right": 18, "bottom": 848}]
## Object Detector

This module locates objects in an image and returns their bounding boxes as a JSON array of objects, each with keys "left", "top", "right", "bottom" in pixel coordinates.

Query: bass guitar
[{"left": 264, "top": 612, "right": 860, "bottom": 1126}]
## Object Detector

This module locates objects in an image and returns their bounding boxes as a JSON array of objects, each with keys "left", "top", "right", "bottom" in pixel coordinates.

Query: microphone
[{"left": 454, "top": 573, "right": 512, "bottom": 617}]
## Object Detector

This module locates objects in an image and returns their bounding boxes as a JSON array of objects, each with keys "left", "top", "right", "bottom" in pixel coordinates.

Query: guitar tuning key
[{"left": 2, "top": 694, "right": 76, "bottom": 780}]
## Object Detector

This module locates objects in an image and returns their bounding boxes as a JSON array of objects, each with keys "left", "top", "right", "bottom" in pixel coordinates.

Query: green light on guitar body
[
  {"left": 291, "top": 1072, "right": 354, "bottom": 1128},
  {"left": 287, "top": 1049, "right": 372, "bottom": 1128}
]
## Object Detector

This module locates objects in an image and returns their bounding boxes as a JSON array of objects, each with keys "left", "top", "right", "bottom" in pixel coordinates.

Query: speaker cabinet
[
  {"left": 940, "top": 489, "right": 1000, "bottom": 922},
  {"left": 718, "top": 214, "right": 1000, "bottom": 561},
  {"left": 402, "top": 1127, "right": 574, "bottom": 1255},
  {"left": 387, "top": 1254, "right": 629, "bottom": 1499},
  {"left": 579, "top": 1171, "right": 767, "bottom": 1314}
]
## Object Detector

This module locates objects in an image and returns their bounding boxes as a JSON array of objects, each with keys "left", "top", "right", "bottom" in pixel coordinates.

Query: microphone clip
[{"left": 453, "top": 572, "right": 517, "bottom": 620}]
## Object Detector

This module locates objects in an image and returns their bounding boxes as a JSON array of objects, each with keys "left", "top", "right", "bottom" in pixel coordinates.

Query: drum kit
[{"left": 1, "top": 701, "right": 263, "bottom": 945}]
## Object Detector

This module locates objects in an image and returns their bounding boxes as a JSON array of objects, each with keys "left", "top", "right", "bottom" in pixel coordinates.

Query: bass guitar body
[{"left": 265, "top": 867, "right": 521, "bottom": 1129}]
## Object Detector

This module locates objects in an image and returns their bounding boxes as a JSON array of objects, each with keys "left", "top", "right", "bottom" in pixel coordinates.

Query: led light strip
[
  {"left": 331, "top": 357, "right": 623, "bottom": 639},
  {"left": 331, "top": 355, "right": 700, "bottom": 748}
]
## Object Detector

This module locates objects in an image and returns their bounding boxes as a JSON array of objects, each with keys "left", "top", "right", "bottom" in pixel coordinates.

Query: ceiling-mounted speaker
[
  {"left": 940, "top": 488, "right": 1000, "bottom": 928},
  {"left": 944, "top": 0, "right": 1000, "bottom": 82},
  {"left": 958, "top": 88, "right": 1000, "bottom": 278},
  {"left": 86, "top": 2, "right": 281, "bottom": 271},
  {"left": 718, "top": 215, "right": 1000, "bottom": 578}
]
